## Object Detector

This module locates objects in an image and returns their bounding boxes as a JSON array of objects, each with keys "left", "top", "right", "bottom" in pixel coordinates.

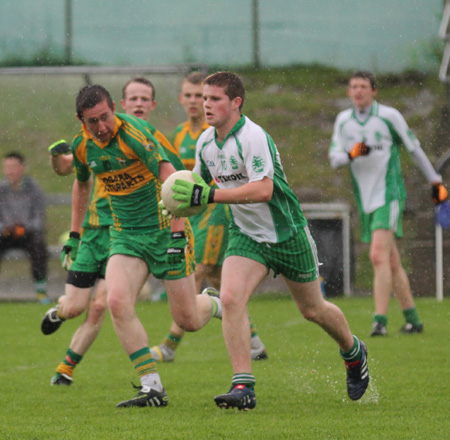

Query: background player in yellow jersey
[{"left": 151, "top": 72, "right": 267, "bottom": 362}]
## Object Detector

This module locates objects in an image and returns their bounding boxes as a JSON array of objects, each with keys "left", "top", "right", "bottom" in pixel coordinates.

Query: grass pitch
[{"left": 1, "top": 295, "right": 448, "bottom": 440}]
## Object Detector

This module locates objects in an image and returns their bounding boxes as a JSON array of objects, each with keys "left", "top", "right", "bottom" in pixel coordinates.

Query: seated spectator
[{"left": 0, "top": 152, "right": 50, "bottom": 304}]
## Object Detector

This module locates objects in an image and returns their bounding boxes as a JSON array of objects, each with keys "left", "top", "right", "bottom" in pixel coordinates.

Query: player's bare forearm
[
  {"left": 170, "top": 216, "right": 186, "bottom": 233},
  {"left": 71, "top": 178, "right": 92, "bottom": 233},
  {"left": 213, "top": 177, "right": 273, "bottom": 204},
  {"left": 159, "top": 160, "right": 177, "bottom": 183}
]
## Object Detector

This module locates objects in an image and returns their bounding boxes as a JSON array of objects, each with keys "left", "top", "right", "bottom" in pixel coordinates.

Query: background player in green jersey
[
  {"left": 151, "top": 72, "right": 267, "bottom": 363},
  {"left": 43, "top": 141, "right": 113, "bottom": 385},
  {"left": 168, "top": 72, "right": 369, "bottom": 410},
  {"left": 69, "top": 84, "right": 220, "bottom": 408},
  {"left": 329, "top": 71, "right": 448, "bottom": 337}
]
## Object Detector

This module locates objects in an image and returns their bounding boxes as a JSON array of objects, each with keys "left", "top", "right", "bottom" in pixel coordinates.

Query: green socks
[
  {"left": 163, "top": 333, "right": 182, "bottom": 350},
  {"left": 232, "top": 373, "right": 256, "bottom": 390},
  {"left": 373, "top": 308, "right": 421, "bottom": 327},
  {"left": 373, "top": 314, "right": 387, "bottom": 326},
  {"left": 130, "top": 347, "right": 157, "bottom": 377},
  {"left": 340, "top": 336, "right": 362, "bottom": 362},
  {"left": 403, "top": 307, "right": 421, "bottom": 326}
]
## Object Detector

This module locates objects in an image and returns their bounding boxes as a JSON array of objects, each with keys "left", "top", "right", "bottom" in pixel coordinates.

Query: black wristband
[
  {"left": 69, "top": 231, "right": 81, "bottom": 240},
  {"left": 208, "top": 187, "right": 215, "bottom": 204},
  {"left": 171, "top": 231, "right": 186, "bottom": 239}
]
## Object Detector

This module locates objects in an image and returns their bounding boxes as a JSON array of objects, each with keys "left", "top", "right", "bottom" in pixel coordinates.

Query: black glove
[
  {"left": 348, "top": 142, "right": 371, "bottom": 161},
  {"left": 61, "top": 231, "right": 81, "bottom": 270},
  {"left": 48, "top": 139, "right": 71, "bottom": 156},
  {"left": 166, "top": 231, "right": 187, "bottom": 266},
  {"left": 432, "top": 183, "right": 448, "bottom": 205}
]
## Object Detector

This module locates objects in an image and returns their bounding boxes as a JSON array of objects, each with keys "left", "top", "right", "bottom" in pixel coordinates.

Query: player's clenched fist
[
  {"left": 348, "top": 142, "right": 371, "bottom": 161},
  {"left": 48, "top": 139, "right": 71, "bottom": 156}
]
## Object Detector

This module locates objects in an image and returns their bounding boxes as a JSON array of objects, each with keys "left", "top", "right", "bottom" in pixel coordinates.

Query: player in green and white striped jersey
[
  {"left": 169, "top": 72, "right": 369, "bottom": 409},
  {"left": 329, "top": 71, "right": 448, "bottom": 337}
]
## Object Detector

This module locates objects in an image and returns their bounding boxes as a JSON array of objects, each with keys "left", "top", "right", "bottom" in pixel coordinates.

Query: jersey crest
[{"left": 252, "top": 155, "right": 265, "bottom": 173}]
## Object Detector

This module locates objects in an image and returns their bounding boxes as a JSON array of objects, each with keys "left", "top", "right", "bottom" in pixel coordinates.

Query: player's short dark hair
[
  {"left": 183, "top": 71, "right": 206, "bottom": 86},
  {"left": 122, "top": 77, "right": 156, "bottom": 100},
  {"left": 4, "top": 151, "right": 25, "bottom": 164},
  {"left": 204, "top": 71, "right": 245, "bottom": 111},
  {"left": 76, "top": 84, "right": 114, "bottom": 120},
  {"left": 349, "top": 71, "right": 377, "bottom": 90}
]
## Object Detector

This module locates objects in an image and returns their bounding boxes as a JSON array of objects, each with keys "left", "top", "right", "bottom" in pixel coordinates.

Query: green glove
[
  {"left": 48, "top": 139, "right": 71, "bottom": 156},
  {"left": 172, "top": 172, "right": 215, "bottom": 209},
  {"left": 166, "top": 231, "right": 187, "bottom": 266},
  {"left": 61, "top": 232, "right": 81, "bottom": 271}
]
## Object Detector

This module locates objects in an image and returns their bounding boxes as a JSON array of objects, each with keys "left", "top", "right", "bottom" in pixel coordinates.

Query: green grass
[{"left": 1, "top": 296, "right": 448, "bottom": 439}]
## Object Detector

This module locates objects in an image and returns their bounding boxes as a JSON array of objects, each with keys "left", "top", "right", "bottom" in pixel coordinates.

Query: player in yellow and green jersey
[
  {"left": 42, "top": 79, "right": 186, "bottom": 387},
  {"left": 42, "top": 86, "right": 220, "bottom": 407},
  {"left": 151, "top": 72, "right": 267, "bottom": 363},
  {"left": 45, "top": 84, "right": 221, "bottom": 408}
]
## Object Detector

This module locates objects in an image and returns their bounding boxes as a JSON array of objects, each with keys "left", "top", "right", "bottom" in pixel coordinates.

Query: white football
[{"left": 161, "top": 170, "right": 204, "bottom": 217}]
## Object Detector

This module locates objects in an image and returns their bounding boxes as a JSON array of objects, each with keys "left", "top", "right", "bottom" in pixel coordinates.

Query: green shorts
[
  {"left": 70, "top": 226, "right": 111, "bottom": 277},
  {"left": 109, "top": 222, "right": 196, "bottom": 280},
  {"left": 360, "top": 200, "right": 404, "bottom": 243},
  {"left": 225, "top": 225, "right": 319, "bottom": 283},
  {"left": 190, "top": 203, "right": 230, "bottom": 266}
]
